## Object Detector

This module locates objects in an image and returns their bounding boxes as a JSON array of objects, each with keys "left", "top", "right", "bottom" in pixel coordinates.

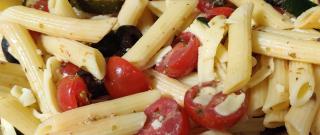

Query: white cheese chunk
[
  {"left": 193, "top": 87, "right": 219, "bottom": 106},
  {"left": 214, "top": 93, "right": 245, "bottom": 116},
  {"left": 143, "top": 45, "right": 172, "bottom": 69},
  {"left": 151, "top": 115, "right": 164, "bottom": 130},
  {"left": 10, "top": 85, "right": 36, "bottom": 107}
]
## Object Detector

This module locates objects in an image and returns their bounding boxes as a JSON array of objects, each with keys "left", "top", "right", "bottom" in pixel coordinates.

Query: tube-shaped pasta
[
  {"left": 245, "top": 56, "right": 274, "bottom": 89},
  {"left": 256, "top": 27, "right": 320, "bottom": 41},
  {"left": 295, "top": 6, "right": 320, "bottom": 29},
  {"left": 0, "top": 22, "right": 51, "bottom": 114},
  {"left": 0, "top": 118, "right": 17, "bottom": 135},
  {"left": 285, "top": 99, "right": 318, "bottom": 135},
  {"left": 215, "top": 44, "right": 228, "bottom": 63},
  {"left": 288, "top": 61, "right": 315, "bottom": 107},
  {"left": 48, "top": 0, "right": 77, "bottom": 18},
  {"left": 1, "top": 6, "right": 117, "bottom": 43},
  {"left": 187, "top": 15, "right": 227, "bottom": 83},
  {"left": 179, "top": 72, "right": 199, "bottom": 87},
  {"left": 37, "top": 112, "right": 146, "bottom": 135},
  {"left": 0, "top": 62, "right": 30, "bottom": 88},
  {"left": 137, "top": 9, "right": 155, "bottom": 34},
  {"left": 248, "top": 80, "right": 268, "bottom": 117},
  {"left": 0, "top": 90, "right": 40, "bottom": 135},
  {"left": 311, "top": 66, "right": 320, "bottom": 135},
  {"left": 230, "top": 118, "right": 265, "bottom": 133},
  {"left": 148, "top": 1, "right": 166, "bottom": 17},
  {"left": 263, "top": 109, "right": 287, "bottom": 128},
  {"left": 40, "top": 35, "right": 105, "bottom": 79},
  {"left": 252, "top": 30, "right": 320, "bottom": 65},
  {"left": 147, "top": 70, "right": 190, "bottom": 106},
  {"left": 200, "top": 130, "right": 232, "bottom": 135},
  {"left": 262, "top": 59, "right": 289, "bottom": 113},
  {"left": 116, "top": 0, "right": 148, "bottom": 28},
  {"left": 229, "top": 0, "right": 293, "bottom": 29},
  {"left": 223, "top": 3, "right": 253, "bottom": 94},
  {"left": 122, "top": 0, "right": 197, "bottom": 68},
  {"left": 35, "top": 90, "right": 160, "bottom": 133}
]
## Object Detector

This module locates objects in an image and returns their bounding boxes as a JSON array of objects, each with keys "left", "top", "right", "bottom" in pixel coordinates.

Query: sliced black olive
[
  {"left": 77, "top": 70, "right": 108, "bottom": 99},
  {"left": 91, "top": 31, "right": 120, "bottom": 57},
  {"left": 69, "top": 0, "right": 124, "bottom": 14},
  {"left": 116, "top": 25, "right": 142, "bottom": 50},
  {"left": 261, "top": 126, "right": 287, "bottom": 135},
  {"left": 265, "top": 0, "right": 285, "bottom": 7},
  {"left": 1, "top": 38, "right": 19, "bottom": 64}
]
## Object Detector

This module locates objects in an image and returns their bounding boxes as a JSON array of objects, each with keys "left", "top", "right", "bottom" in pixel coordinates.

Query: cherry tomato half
[
  {"left": 155, "top": 32, "right": 200, "bottom": 78},
  {"left": 104, "top": 56, "right": 150, "bottom": 98},
  {"left": 138, "top": 98, "right": 189, "bottom": 135},
  {"left": 33, "top": 0, "right": 49, "bottom": 12},
  {"left": 60, "top": 62, "right": 81, "bottom": 76},
  {"left": 184, "top": 84, "right": 248, "bottom": 130},
  {"left": 57, "top": 76, "right": 90, "bottom": 112}
]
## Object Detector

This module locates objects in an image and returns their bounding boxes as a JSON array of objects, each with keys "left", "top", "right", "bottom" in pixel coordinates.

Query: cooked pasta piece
[
  {"left": 229, "top": 0, "right": 293, "bottom": 29},
  {"left": 143, "top": 45, "right": 172, "bottom": 70},
  {"left": 179, "top": 72, "right": 199, "bottom": 87},
  {"left": 0, "top": 90, "right": 40, "bottom": 135},
  {"left": 115, "top": 0, "right": 149, "bottom": 28},
  {"left": 0, "top": 118, "right": 16, "bottom": 135},
  {"left": 200, "top": 130, "right": 232, "bottom": 135},
  {"left": 215, "top": 61, "right": 227, "bottom": 82},
  {"left": 245, "top": 56, "right": 274, "bottom": 89},
  {"left": 40, "top": 35, "right": 106, "bottom": 79},
  {"left": 187, "top": 15, "right": 227, "bottom": 83},
  {"left": 248, "top": 80, "right": 268, "bottom": 117},
  {"left": 295, "top": 6, "right": 320, "bottom": 29},
  {"left": 311, "top": 65, "right": 320, "bottom": 135},
  {"left": 230, "top": 118, "right": 265, "bottom": 133},
  {"left": 0, "top": 62, "right": 30, "bottom": 88},
  {"left": 122, "top": 0, "right": 197, "bottom": 68},
  {"left": 256, "top": 27, "right": 320, "bottom": 41},
  {"left": 0, "top": 0, "right": 20, "bottom": 11},
  {"left": 137, "top": 9, "right": 155, "bottom": 34},
  {"left": 262, "top": 59, "right": 289, "bottom": 113},
  {"left": 288, "top": 61, "right": 315, "bottom": 107},
  {"left": 0, "top": 22, "right": 51, "bottom": 114},
  {"left": 263, "top": 109, "right": 287, "bottom": 128},
  {"left": 215, "top": 44, "right": 228, "bottom": 64},
  {"left": 36, "top": 112, "right": 146, "bottom": 135},
  {"left": 34, "top": 90, "right": 160, "bottom": 133},
  {"left": 147, "top": 70, "right": 190, "bottom": 106},
  {"left": 252, "top": 30, "right": 320, "bottom": 64},
  {"left": 285, "top": 99, "right": 318, "bottom": 135},
  {"left": 223, "top": 3, "right": 253, "bottom": 94},
  {"left": 48, "top": 0, "right": 77, "bottom": 18},
  {"left": 1, "top": 6, "right": 117, "bottom": 43},
  {"left": 148, "top": 1, "right": 166, "bottom": 17},
  {"left": 311, "top": 107, "right": 320, "bottom": 135}
]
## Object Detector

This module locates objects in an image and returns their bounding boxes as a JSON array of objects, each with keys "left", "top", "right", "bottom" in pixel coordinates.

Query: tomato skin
[
  {"left": 138, "top": 98, "right": 189, "bottom": 135},
  {"left": 60, "top": 62, "right": 81, "bottom": 76},
  {"left": 205, "top": 7, "right": 234, "bottom": 19},
  {"left": 57, "top": 76, "right": 90, "bottom": 112},
  {"left": 184, "top": 84, "right": 248, "bottom": 130},
  {"left": 155, "top": 32, "right": 200, "bottom": 78},
  {"left": 104, "top": 56, "right": 150, "bottom": 98},
  {"left": 33, "top": 0, "right": 49, "bottom": 12}
]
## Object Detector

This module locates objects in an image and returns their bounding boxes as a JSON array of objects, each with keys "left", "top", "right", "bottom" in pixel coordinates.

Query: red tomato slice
[
  {"left": 184, "top": 83, "right": 248, "bottom": 130},
  {"left": 60, "top": 62, "right": 81, "bottom": 76},
  {"left": 205, "top": 7, "right": 234, "bottom": 19},
  {"left": 57, "top": 76, "right": 90, "bottom": 112},
  {"left": 104, "top": 56, "right": 150, "bottom": 98},
  {"left": 138, "top": 98, "right": 189, "bottom": 135},
  {"left": 155, "top": 32, "right": 200, "bottom": 78},
  {"left": 197, "top": 0, "right": 216, "bottom": 12},
  {"left": 33, "top": 0, "right": 49, "bottom": 12}
]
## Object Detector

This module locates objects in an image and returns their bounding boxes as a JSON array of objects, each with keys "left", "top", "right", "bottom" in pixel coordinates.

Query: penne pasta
[
  {"left": 0, "top": 22, "right": 50, "bottom": 114},
  {"left": 252, "top": 30, "right": 320, "bottom": 65},
  {"left": 147, "top": 70, "right": 190, "bottom": 106},
  {"left": 245, "top": 56, "right": 274, "bottom": 89},
  {"left": 288, "top": 61, "right": 315, "bottom": 107},
  {"left": 311, "top": 66, "right": 320, "bottom": 135},
  {"left": 48, "top": 0, "right": 77, "bottom": 18},
  {"left": 229, "top": 0, "right": 293, "bottom": 29},
  {"left": 285, "top": 99, "right": 318, "bottom": 135},
  {"left": 215, "top": 44, "right": 228, "bottom": 64},
  {"left": 0, "top": 118, "right": 17, "bottom": 135},
  {"left": 115, "top": 0, "right": 149, "bottom": 28},
  {"left": 256, "top": 27, "right": 320, "bottom": 41},
  {"left": 122, "top": 0, "right": 197, "bottom": 68},
  {"left": 37, "top": 112, "right": 146, "bottom": 135},
  {"left": 223, "top": 3, "right": 253, "bottom": 94},
  {"left": 1, "top": 6, "right": 117, "bottom": 43},
  {"left": 179, "top": 72, "right": 199, "bottom": 87},
  {"left": 40, "top": 35, "right": 106, "bottom": 80},
  {"left": 137, "top": 9, "right": 155, "bottom": 34},
  {"left": 230, "top": 118, "right": 265, "bottom": 133},
  {"left": 0, "top": 61, "right": 30, "bottom": 88},
  {"left": 295, "top": 6, "right": 320, "bottom": 29},
  {"left": 0, "top": 0, "right": 21, "bottom": 11},
  {"left": 0, "top": 89, "right": 40, "bottom": 135},
  {"left": 263, "top": 109, "right": 287, "bottom": 128},
  {"left": 187, "top": 15, "right": 227, "bottom": 83},
  {"left": 148, "top": 1, "right": 166, "bottom": 17},
  {"left": 143, "top": 45, "right": 172, "bottom": 70},
  {"left": 248, "top": 80, "right": 268, "bottom": 117},
  {"left": 262, "top": 59, "right": 289, "bottom": 113},
  {"left": 35, "top": 90, "right": 161, "bottom": 133}
]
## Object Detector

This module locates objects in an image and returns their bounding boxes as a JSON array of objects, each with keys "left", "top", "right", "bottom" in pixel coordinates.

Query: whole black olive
[
  {"left": 77, "top": 70, "right": 108, "bottom": 99},
  {"left": 69, "top": 0, "right": 124, "bottom": 15},
  {"left": 91, "top": 31, "right": 120, "bottom": 57},
  {"left": 1, "top": 38, "right": 19, "bottom": 64},
  {"left": 116, "top": 25, "right": 142, "bottom": 50}
]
